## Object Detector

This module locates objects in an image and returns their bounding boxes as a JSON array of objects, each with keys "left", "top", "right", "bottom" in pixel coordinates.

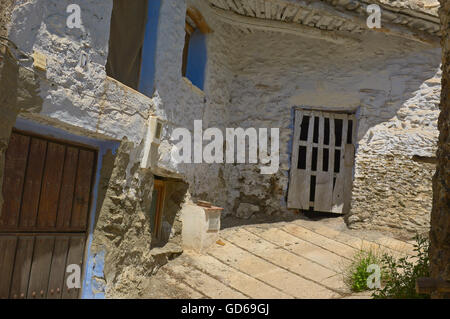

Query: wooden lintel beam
[
  {"left": 208, "top": 4, "right": 357, "bottom": 45},
  {"left": 187, "top": 7, "right": 213, "bottom": 34},
  {"left": 185, "top": 22, "right": 195, "bottom": 35}
]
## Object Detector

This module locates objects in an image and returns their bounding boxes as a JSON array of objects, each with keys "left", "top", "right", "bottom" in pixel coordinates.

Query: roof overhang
[{"left": 206, "top": 0, "right": 441, "bottom": 46}]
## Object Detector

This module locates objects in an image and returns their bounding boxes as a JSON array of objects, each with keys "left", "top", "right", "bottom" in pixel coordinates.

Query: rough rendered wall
[
  {"left": 349, "top": 68, "right": 442, "bottom": 237},
  {"left": 89, "top": 141, "right": 157, "bottom": 298},
  {"left": 8, "top": 0, "right": 150, "bottom": 144},
  {"left": 150, "top": 2, "right": 441, "bottom": 236},
  {"left": 209, "top": 27, "right": 441, "bottom": 233},
  {"left": 4, "top": 0, "right": 182, "bottom": 298},
  {"left": 429, "top": 0, "right": 450, "bottom": 298},
  {"left": 151, "top": 0, "right": 234, "bottom": 209}
]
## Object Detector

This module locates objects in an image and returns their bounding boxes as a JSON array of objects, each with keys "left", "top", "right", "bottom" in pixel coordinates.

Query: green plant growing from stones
[
  {"left": 343, "top": 247, "right": 384, "bottom": 292},
  {"left": 372, "top": 235, "right": 430, "bottom": 299}
]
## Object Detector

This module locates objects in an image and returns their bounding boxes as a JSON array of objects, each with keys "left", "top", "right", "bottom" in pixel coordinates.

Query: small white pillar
[{"left": 181, "top": 202, "right": 222, "bottom": 253}]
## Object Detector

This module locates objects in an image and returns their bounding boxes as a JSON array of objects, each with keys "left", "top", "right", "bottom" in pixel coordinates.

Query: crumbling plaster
[
  {"left": 0, "top": 0, "right": 445, "bottom": 298},
  {"left": 2, "top": 0, "right": 191, "bottom": 298},
  {"left": 150, "top": 1, "right": 442, "bottom": 237},
  {"left": 150, "top": 0, "right": 235, "bottom": 208}
]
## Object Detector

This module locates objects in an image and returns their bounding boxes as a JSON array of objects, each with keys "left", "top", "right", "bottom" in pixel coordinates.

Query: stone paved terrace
[{"left": 142, "top": 217, "right": 416, "bottom": 299}]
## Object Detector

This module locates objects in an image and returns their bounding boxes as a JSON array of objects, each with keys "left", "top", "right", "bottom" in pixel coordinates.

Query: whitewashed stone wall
[
  {"left": 4, "top": 0, "right": 187, "bottom": 298},
  {"left": 174, "top": 6, "right": 442, "bottom": 237},
  {"left": 6, "top": 0, "right": 151, "bottom": 153},
  {"left": 1, "top": 0, "right": 442, "bottom": 297},
  {"left": 6, "top": 0, "right": 441, "bottom": 240},
  {"left": 152, "top": 0, "right": 234, "bottom": 208}
]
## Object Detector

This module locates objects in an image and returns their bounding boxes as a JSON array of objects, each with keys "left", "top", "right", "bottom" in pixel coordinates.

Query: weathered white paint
[{"left": 6, "top": 0, "right": 442, "bottom": 236}]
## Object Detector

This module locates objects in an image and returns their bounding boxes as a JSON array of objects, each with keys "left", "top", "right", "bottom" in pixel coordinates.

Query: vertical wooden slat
[
  {"left": 305, "top": 111, "right": 315, "bottom": 173},
  {"left": 340, "top": 116, "right": 349, "bottom": 174},
  {"left": 302, "top": 111, "right": 315, "bottom": 208},
  {"left": 0, "top": 133, "right": 30, "bottom": 227},
  {"left": 37, "top": 143, "right": 66, "bottom": 228},
  {"left": 153, "top": 181, "right": 166, "bottom": 239},
  {"left": 62, "top": 235, "right": 86, "bottom": 299},
  {"left": 70, "top": 150, "right": 95, "bottom": 229},
  {"left": 332, "top": 174, "right": 345, "bottom": 213},
  {"left": 331, "top": 115, "right": 349, "bottom": 213},
  {"left": 27, "top": 236, "right": 55, "bottom": 299},
  {"left": 0, "top": 236, "right": 18, "bottom": 299},
  {"left": 342, "top": 144, "right": 356, "bottom": 214},
  {"left": 19, "top": 138, "right": 47, "bottom": 228},
  {"left": 314, "top": 112, "right": 334, "bottom": 211},
  {"left": 290, "top": 110, "right": 302, "bottom": 176},
  {"left": 47, "top": 236, "right": 70, "bottom": 299},
  {"left": 317, "top": 115, "right": 324, "bottom": 173},
  {"left": 314, "top": 172, "right": 333, "bottom": 212},
  {"left": 351, "top": 114, "right": 357, "bottom": 145},
  {"left": 9, "top": 236, "right": 34, "bottom": 299},
  {"left": 287, "top": 110, "right": 301, "bottom": 209},
  {"left": 329, "top": 114, "right": 336, "bottom": 180},
  {"left": 288, "top": 110, "right": 310, "bottom": 209},
  {"left": 56, "top": 147, "right": 79, "bottom": 229}
]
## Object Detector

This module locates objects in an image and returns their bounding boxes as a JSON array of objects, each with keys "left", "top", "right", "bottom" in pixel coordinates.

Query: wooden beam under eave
[
  {"left": 208, "top": 5, "right": 357, "bottom": 45},
  {"left": 187, "top": 7, "right": 213, "bottom": 34},
  {"left": 186, "top": 22, "right": 195, "bottom": 35}
]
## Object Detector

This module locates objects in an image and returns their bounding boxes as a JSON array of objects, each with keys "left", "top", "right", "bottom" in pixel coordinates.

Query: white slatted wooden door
[{"left": 288, "top": 110, "right": 356, "bottom": 214}]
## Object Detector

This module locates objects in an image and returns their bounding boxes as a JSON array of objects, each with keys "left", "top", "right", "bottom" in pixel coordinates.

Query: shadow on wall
[
  {"left": 209, "top": 32, "right": 442, "bottom": 219},
  {"left": 150, "top": 179, "right": 189, "bottom": 249}
]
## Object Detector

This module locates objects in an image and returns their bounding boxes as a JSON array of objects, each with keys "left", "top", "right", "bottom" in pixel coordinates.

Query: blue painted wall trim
[
  {"left": 186, "top": 29, "right": 207, "bottom": 90},
  {"left": 138, "top": 0, "right": 162, "bottom": 97},
  {"left": 14, "top": 118, "right": 120, "bottom": 299}
]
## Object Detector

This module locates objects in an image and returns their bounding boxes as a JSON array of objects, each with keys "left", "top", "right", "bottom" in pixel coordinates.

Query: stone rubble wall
[
  {"left": 150, "top": 0, "right": 235, "bottom": 209},
  {"left": 349, "top": 153, "right": 435, "bottom": 237},
  {"left": 0, "top": 0, "right": 446, "bottom": 297},
  {"left": 348, "top": 69, "right": 442, "bottom": 237},
  {"left": 186, "top": 12, "right": 442, "bottom": 237},
  {"left": 0, "top": 0, "right": 191, "bottom": 298}
]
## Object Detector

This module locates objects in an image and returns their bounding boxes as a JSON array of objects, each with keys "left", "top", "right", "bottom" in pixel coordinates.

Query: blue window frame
[
  {"left": 182, "top": 9, "right": 210, "bottom": 91},
  {"left": 138, "top": 0, "right": 162, "bottom": 97}
]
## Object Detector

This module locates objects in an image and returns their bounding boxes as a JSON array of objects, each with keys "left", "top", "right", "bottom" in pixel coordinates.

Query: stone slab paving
[{"left": 146, "top": 217, "right": 415, "bottom": 299}]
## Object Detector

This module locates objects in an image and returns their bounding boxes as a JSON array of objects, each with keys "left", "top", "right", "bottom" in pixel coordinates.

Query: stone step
[
  {"left": 156, "top": 269, "right": 206, "bottom": 299},
  {"left": 247, "top": 226, "right": 345, "bottom": 271},
  {"left": 281, "top": 224, "right": 358, "bottom": 259},
  {"left": 182, "top": 252, "right": 293, "bottom": 299},
  {"left": 292, "top": 219, "right": 414, "bottom": 256},
  {"left": 163, "top": 259, "right": 248, "bottom": 299},
  {"left": 222, "top": 227, "right": 347, "bottom": 293},
  {"left": 207, "top": 236, "right": 339, "bottom": 298}
]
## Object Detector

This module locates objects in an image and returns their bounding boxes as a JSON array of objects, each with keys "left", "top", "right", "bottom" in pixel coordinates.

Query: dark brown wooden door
[{"left": 0, "top": 131, "right": 97, "bottom": 299}]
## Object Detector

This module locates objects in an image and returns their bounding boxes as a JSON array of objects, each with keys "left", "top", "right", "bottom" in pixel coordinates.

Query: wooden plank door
[
  {"left": 288, "top": 110, "right": 356, "bottom": 214},
  {"left": 150, "top": 180, "right": 166, "bottom": 239},
  {"left": 0, "top": 130, "right": 97, "bottom": 299}
]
